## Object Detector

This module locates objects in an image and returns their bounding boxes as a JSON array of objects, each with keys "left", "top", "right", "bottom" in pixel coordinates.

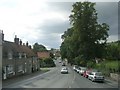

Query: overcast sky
[{"left": 0, "top": 0, "right": 119, "bottom": 49}]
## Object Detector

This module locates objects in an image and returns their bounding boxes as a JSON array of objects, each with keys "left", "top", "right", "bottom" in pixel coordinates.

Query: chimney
[
  {"left": 2, "top": 30, "right": 4, "bottom": 41},
  {"left": 23, "top": 43, "right": 25, "bottom": 46},
  {"left": 14, "top": 35, "right": 19, "bottom": 45},
  {"left": 20, "top": 39, "right": 22, "bottom": 45},
  {"left": 26, "top": 41, "right": 28, "bottom": 47},
  {"left": 29, "top": 45, "right": 31, "bottom": 49}
]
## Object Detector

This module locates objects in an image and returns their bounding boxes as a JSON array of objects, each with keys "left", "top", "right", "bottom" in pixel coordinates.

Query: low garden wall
[{"left": 110, "top": 73, "right": 119, "bottom": 81}]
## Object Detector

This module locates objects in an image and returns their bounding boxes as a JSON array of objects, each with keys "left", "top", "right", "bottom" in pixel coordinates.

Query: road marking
[{"left": 72, "top": 70, "right": 76, "bottom": 84}]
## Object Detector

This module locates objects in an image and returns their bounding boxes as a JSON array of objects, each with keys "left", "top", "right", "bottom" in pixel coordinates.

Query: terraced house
[{"left": 2, "top": 31, "right": 40, "bottom": 80}]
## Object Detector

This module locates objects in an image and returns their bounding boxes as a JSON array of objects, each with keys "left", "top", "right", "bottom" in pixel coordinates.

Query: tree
[
  {"left": 33, "top": 43, "right": 47, "bottom": 53},
  {"left": 60, "top": 2, "right": 109, "bottom": 64}
]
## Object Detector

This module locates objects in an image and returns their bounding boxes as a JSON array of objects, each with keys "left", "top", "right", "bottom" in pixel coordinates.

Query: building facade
[
  {"left": 0, "top": 30, "right": 2, "bottom": 89},
  {"left": 2, "top": 32, "right": 40, "bottom": 80}
]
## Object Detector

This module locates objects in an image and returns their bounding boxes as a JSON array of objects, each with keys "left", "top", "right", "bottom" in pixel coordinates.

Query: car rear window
[{"left": 95, "top": 72, "right": 102, "bottom": 76}]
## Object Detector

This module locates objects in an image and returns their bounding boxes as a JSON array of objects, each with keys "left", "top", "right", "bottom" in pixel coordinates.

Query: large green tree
[{"left": 60, "top": 2, "right": 109, "bottom": 64}]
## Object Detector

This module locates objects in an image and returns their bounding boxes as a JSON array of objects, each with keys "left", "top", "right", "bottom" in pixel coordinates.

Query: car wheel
[
  {"left": 102, "top": 80, "right": 104, "bottom": 83},
  {"left": 88, "top": 77, "right": 90, "bottom": 80},
  {"left": 91, "top": 78, "right": 94, "bottom": 82}
]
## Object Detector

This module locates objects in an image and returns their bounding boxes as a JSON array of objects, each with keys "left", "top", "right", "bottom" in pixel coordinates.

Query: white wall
[{"left": 0, "top": 30, "right": 2, "bottom": 89}]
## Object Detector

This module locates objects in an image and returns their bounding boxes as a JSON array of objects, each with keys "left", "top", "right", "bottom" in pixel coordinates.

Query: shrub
[
  {"left": 94, "top": 60, "right": 119, "bottom": 76},
  {"left": 43, "top": 58, "right": 56, "bottom": 67}
]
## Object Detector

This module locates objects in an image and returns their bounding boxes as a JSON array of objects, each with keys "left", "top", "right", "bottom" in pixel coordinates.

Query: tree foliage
[
  {"left": 106, "top": 41, "right": 120, "bottom": 60},
  {"left": 60, "top": 2, "right": 109, "bottom": 64},
  {"left": 33, "top": 43, "right": 47, "bottom": 53}
]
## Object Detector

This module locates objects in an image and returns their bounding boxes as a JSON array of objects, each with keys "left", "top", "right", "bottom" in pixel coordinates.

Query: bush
[
  {"left": 94, "top": 60, "right": 119, "bottom": 76},
  {"left": 86, "top": 60, "right": 119, "bottom": 77},
  {"left": 105, "top": 61, "right": 119, "bottom": 73},
  {"left": 74, "top": 55, "right": 87, "bottom": 66},
  {"left": 43, "top": 58, "right": 56, "bottom": 67}
]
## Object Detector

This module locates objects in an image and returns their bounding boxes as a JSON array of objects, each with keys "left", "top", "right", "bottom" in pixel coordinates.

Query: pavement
[
  {"left": 2, "top": 70, "right": 49, "bottom": 87},
  {"left": 105, "top": 77, "right": 119, "bottom": 88}
]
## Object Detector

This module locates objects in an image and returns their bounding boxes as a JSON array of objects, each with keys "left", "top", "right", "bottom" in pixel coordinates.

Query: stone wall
[{"left": 110, "top": 73, "right": 119, "bottom": 81}]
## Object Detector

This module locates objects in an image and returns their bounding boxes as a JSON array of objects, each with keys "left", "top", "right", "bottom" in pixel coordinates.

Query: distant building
[
  {"left": 50, "top": 49, "right": 61, "bottom": 58},
  {"left": 37, "top": 51, "right": 50, "bottom": 59},
  {"left": 2, "top": 31, "right": 40, "bottom": 80}
]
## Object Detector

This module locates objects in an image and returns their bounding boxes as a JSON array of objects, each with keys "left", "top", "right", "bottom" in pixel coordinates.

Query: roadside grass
[
  {"left": 40, "top": 68, "right": 50, "bottom": 72},
  {"left": 95, "top": 60, "right": 119, "bottom": 76},
  {"left": 87, "top": 60, "right": 120, "bottom": 77}
]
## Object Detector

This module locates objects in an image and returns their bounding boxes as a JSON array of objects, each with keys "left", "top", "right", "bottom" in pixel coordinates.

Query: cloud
[
  {"left": 0, "top": 1, "right": 118, "bottom": 49},
  {"left": 96, "top": 2, "right": 118, "bottom": 36}
]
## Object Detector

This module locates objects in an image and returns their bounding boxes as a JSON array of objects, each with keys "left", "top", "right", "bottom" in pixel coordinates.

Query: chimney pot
[
  {"left": 14, "top": 35, "right": 19, "bottom": 45},
  {"left": 20, "top": 39, "right": 22, "bottom": 45},
  {"left": 23, "top": 43, "right": 25, "bottom": 46},
  {"left": 2, "top": 30, "right": 4, "bottom": 41},
  {"left": 29, "top": 45, "right": 31, "bottom": 49},
  {"left": 26, "top": 41, "right": 28, "bottom": 47}
]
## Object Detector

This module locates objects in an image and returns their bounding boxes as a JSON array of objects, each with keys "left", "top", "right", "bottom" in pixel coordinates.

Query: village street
[{"left": 2, "top": 59, "right": 118, "bottom": 89}]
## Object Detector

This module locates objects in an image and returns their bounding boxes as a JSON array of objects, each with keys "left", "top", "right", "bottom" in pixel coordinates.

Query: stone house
[{"left": 2, "top": 31, "right": 40, "bottom": 80}]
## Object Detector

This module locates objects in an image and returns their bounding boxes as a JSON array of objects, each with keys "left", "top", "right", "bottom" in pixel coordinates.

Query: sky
[{"left": 0, "top": 0, "right": 119, "bottom": 49}]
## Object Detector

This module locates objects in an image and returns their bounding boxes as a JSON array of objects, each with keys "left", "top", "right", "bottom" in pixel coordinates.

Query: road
[{"left": 3, "top": 59, "right": 118, "bottom": 88}]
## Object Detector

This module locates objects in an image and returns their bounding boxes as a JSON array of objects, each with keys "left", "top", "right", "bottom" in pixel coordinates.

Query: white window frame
[
  {"left": 24, "top": 53, "right": 27, "bottom": 58},
  {"left": 8, "top": 52, "right": 12, "bottom": 59},
  {"left": 7, "top": 65, "right": 14, "bottom": 74},
  {"left": 19, "top": 53, "right": 22, "bottom": 59},
  {"left": 18, "top": 65, "right": 23, "bottom": 72}
]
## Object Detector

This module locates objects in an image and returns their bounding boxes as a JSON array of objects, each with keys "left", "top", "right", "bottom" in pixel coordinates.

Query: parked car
[
  {"left": 76, "top": 67, "right": 81, "bottom": 73},
  {"left": 61, "top": 67, "right": 68, "bottom": 74},
  {"left": 83, "top": 69, "right": 92, "bottom": 78},
  {"left": 73, "top": 65, "right": 78, "bottom": 71},
  {"left": 59, "top": 60, "right": 61, "bottom": 63},
  {"left": 79, "top": 67, "right": 87, "bottom": 75},
  {"left": 73, "top": 65, "right": 77, "bottom": 70},
  {"left": 62, "top": 63, "right": 66, "bottom": 66},
  {"left": 88, "top": 71, "right": 104, "bottom": 82}
]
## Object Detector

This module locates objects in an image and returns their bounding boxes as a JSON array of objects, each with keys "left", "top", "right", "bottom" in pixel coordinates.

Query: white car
[
  {"left": 88, "top": 71, "right": 104, "bottom": 82},
  {"left": 76, "top": 67, "right": 81, "bottom": 73},
  {"left": 73, "top": 65, "right": 78, "bottom": 71},
  {"left": 61, "top": 67, "right": 68, "bottom": 74},
  {"left": 79, "top": 67, "right": 86, "bottom": 75}
]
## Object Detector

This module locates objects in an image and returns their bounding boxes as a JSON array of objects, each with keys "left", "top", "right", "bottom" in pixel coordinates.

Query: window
[
  {"left": 6, "top": 65, "right": 14, "bottom": 74},
  {"left": 8, "top": 52, "right": 12, "bottom": 59},
  {"left": 24, "top": 53, "right": 26, "bottom": 58},
  {"left": 18, "top": 65, "right": 23, "bottom": 72},
  {"left": 19, "top": 53, "right": 22, "bottom": 59}
]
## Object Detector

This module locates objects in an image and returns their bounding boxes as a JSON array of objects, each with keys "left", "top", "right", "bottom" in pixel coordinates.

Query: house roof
[
  {"left": 37, "top": 51, "right": 50, "bottom": 59},
  {"left": 3, "top": 41, "right": 35, "bottom": 57}
]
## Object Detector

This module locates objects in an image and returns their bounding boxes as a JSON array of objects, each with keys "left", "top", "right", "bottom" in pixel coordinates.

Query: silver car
[{"left": 88, "top": 71, "right": 104, "bottom": 82}]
